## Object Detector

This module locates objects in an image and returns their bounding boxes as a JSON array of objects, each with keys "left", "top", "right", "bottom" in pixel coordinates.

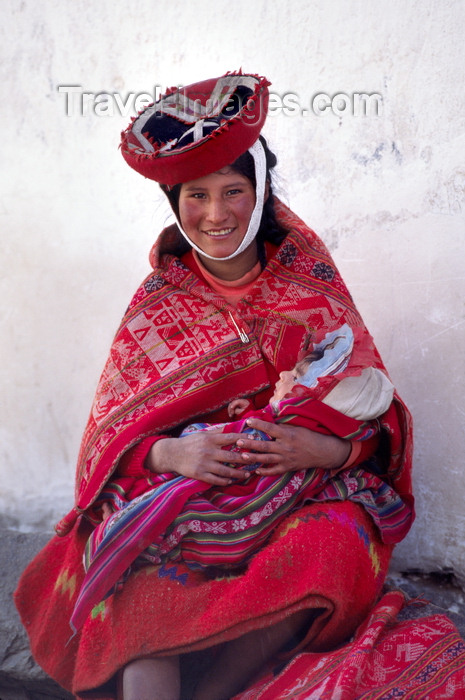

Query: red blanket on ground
[
  {"left": 235, "top": 591, "right": 465, "bottom": 699},
  {"left": 15, "top": 201, "right": 421, "bottom": 698}
]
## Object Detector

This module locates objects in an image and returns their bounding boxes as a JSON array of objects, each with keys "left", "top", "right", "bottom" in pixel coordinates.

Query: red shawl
[{"left": 56, "top": 199, "right": 413, "bottom": 537}]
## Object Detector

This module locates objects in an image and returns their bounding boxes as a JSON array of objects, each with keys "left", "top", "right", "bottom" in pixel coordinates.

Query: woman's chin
[{"left": 198, "top": 236, "right": 240, "bottom": 259}]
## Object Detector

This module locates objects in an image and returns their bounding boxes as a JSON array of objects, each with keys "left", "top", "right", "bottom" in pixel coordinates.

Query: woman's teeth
[{"left": 205, "top": 228, "right": 234, "bottom": 237}]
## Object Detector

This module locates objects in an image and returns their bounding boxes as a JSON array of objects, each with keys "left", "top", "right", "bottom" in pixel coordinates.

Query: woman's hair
[{"left": 160, "top": 135, "right": 288, "bottom": 265}]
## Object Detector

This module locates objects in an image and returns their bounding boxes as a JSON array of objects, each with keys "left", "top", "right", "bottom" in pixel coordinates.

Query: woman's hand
[
  {"left": 236, "top": 418, "right": 351, "bottom": 476},
  {"left": 146, "top": 431, "right": 253, "bottom": 486}
]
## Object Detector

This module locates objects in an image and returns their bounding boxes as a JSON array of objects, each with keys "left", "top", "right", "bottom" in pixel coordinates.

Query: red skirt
[{"left": 15, "top": 501, "right": 392, "bottom": 699}]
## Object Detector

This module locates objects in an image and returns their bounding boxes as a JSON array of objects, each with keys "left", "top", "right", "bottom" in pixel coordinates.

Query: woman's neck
[{"left": 196, "top": 241, "right": 259, "bottom": 281}]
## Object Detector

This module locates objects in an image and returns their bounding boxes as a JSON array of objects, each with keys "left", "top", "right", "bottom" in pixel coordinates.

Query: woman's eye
[{"left": 227, "top": 189, "right": 241, "bottom": 196}]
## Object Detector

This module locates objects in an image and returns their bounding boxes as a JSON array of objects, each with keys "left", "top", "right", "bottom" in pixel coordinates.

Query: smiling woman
[{"left": 15, "top": 71, "right": 414, "bottom": 700}]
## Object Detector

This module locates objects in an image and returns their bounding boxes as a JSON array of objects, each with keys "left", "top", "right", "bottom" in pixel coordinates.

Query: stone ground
[
  {"left": 386, "top": 569, "right": 465, "bottom": 639},
  {"left": 1, "top": 526, "right": 464, "bottom": 700}
]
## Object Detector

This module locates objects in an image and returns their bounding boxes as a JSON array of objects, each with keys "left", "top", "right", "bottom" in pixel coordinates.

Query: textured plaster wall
[{"left": 1, "top": 0, "right": 464, "bottom": 581}]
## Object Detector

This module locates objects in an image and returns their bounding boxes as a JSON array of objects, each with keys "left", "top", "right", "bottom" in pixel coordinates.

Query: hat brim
[{"left": 120, "top": 72, "right": 270, "bottom": 186}]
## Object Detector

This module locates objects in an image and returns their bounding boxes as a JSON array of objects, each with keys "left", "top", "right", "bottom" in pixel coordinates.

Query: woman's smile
[{"left": 202, "top": 226, "right": 236, "bottom": 238}]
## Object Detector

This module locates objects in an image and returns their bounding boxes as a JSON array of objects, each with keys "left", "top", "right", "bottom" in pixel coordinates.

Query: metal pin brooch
[{"left": 229, "top": 311, "right": 250, "bottom": 344}]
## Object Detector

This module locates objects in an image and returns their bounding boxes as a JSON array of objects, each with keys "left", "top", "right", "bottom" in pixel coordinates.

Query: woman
[{"left": 15, "top": 72, "right": 414, "bottom": 700}]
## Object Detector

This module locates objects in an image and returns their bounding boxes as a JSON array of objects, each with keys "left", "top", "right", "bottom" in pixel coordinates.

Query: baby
[
  {"left": 182, "top": 322, "right": 395, "bottom": 469},
  {"left": 223, "top": 321, "right": 393, "bottom": 425}
]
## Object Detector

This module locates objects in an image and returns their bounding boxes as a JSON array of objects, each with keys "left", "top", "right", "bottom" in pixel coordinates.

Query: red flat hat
[{"left": 120, "top": 71, "right": 270, "bottom": 186}]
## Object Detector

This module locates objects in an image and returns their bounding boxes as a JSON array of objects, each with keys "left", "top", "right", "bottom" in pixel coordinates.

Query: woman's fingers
[
  {"left": 243, "top": 418, "right": 281, "bottom": 437},
  {"left": 177, "top": 432, "right": 252, "bottom": 482},
  {"left": 148, "top": 433, "right": 251, "bottom": 482},
  {"left": 203, "top": 458, "right": 251, "bottom": 482},
  {"left": 255, "top": 464, "right": 287, "bottom": 476},
  {"left": 236, "top": 420, "right": 351, "bottom": 472},
  {"left": 213, "top": 431, "right": 250, "bottom": 446},
  {"left": 194, "top": 470, "right": 246, "bottom": 486}
]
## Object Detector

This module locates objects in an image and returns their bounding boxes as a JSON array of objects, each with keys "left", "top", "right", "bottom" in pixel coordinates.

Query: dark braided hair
[{"left": 160, "top": 135, "right": 288, "bottom": 267}]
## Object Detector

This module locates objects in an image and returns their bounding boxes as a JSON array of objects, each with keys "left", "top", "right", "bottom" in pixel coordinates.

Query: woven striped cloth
[{"left": 72, "top": 398, "right": 410, "bottom": 634}]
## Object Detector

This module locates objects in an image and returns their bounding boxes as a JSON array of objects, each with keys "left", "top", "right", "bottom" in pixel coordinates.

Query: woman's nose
[{"left": 205, "top": 197, "right": 228, "bottom": 224}]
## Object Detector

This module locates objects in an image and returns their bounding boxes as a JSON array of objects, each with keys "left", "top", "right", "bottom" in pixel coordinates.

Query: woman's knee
[{"left": 120, "top": 656, "right": 180, "bottom": 700}]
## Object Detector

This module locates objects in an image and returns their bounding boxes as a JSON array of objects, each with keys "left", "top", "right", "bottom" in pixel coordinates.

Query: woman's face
[{"left": 178, "top": 168, "right": 256, "bottom": 262}]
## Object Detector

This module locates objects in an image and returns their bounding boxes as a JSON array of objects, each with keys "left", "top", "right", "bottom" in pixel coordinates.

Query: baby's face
[{"left": 271, "top": 365, "right": 304, "bottom": 403}]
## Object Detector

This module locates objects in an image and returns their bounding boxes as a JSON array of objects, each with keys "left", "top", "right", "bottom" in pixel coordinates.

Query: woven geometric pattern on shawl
[{"left": 57, "top": 199, "right": 412, "bottom": 534}]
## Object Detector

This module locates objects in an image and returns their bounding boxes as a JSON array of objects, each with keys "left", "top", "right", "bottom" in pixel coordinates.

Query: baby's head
[
  {"left": 270, "top": 324, "right": 355, "bottom": 407},
  {"left": 270, "top": 350, "right": 323, "bottom": 405}
]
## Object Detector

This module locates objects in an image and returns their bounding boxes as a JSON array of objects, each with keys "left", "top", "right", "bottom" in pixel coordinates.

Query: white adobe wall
[{"left": 1, "top": 0, "right": 464, "bottom": 582}]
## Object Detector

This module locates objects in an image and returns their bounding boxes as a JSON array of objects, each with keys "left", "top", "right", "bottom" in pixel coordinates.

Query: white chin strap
[{"left": 173, "top": 138, "right": 267, "bottom": 261}]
